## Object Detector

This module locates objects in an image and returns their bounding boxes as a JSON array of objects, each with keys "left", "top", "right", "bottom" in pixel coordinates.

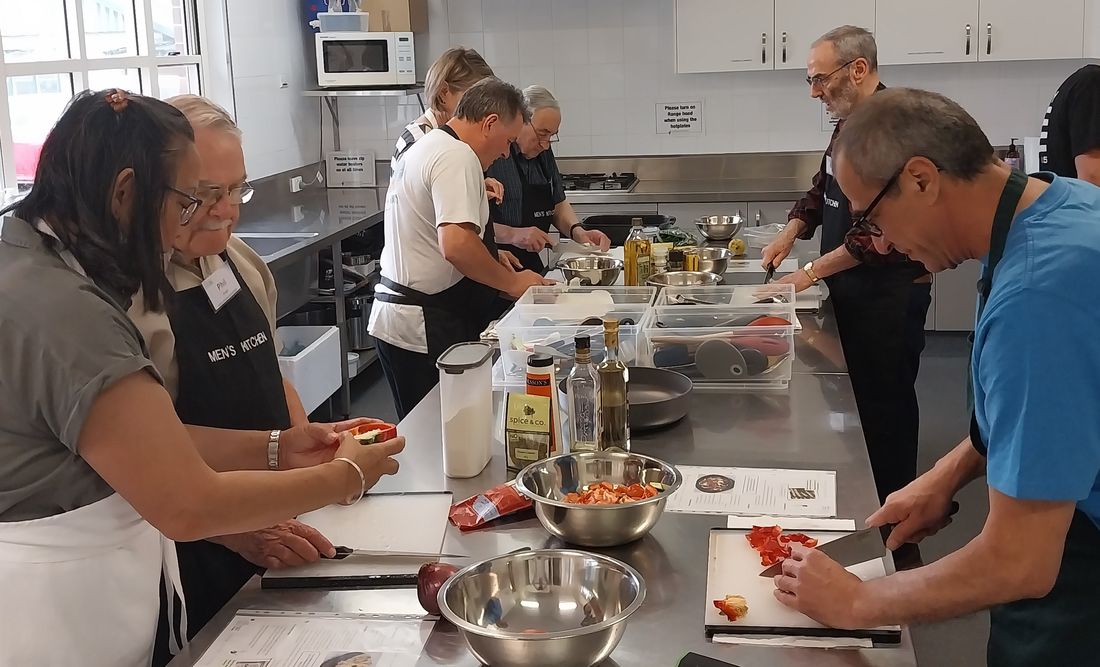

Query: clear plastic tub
[
  {"left": 719, "top": 260, "right": 825, "bottom": 311},
  {"left": 742, "top": 223, "right": 787, "bottom": 248},
  {"left": 641, "top": 304, "right": 796, "bottom": 389},
  {"left": 516, "top": 285, "right": 657, "bottom": 308},
  {"left": 657, "top": 283, "right": 796, "bottom": 313},
  {"left": 495, "top": 304, "right": 654, "bottom": 381}
]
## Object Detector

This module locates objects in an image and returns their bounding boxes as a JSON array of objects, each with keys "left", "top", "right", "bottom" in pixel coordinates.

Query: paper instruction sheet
[
  {"left": 666, "top": 466, "right": 837, "bottom": 517},
  {"left": 195, "top": 612, "right": 432, "bottom": 667}
]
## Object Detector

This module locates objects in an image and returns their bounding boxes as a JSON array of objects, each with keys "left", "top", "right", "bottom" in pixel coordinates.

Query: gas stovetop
[{"left": 561, "top": 172, "right": 638, "bottom": 192}]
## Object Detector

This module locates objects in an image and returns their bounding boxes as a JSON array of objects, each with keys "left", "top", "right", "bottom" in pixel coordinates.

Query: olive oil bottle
[{"left": 623, "top": 217, "right": 653, "bottom": 286}]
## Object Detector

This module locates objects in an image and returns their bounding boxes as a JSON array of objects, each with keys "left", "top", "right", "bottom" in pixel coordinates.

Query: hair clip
[{"left": 106, "top": 89, "right": 130, "bottom": 113}]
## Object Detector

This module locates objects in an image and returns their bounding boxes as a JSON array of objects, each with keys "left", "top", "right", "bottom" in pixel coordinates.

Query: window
[{"left": 0, "top": 0, "right": 203, "bottom": 190}]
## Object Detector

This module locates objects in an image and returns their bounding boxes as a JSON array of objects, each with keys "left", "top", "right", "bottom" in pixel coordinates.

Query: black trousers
[
  {"left": 376, "top": 338, "right": 441, "bottom": 420},
  {"left": 829, "top": 276, "right": 932, "bottom": 504}
]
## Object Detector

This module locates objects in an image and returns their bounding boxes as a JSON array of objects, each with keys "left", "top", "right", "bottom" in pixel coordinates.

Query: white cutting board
[
  {"left": 705, "top": 528, "right": 901, "bottom": 641},
  {"left": 263, "top": 492, "right": 452, "bottom": 585}
]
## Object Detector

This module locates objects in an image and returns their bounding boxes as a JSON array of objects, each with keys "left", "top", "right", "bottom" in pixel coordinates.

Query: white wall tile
[
  {"left": 589, "top": 98, "right": 626, "bottom": 135},
  {"left": 483, "top": 31, "right": 519, "bottom": 68},
  {"left": 554, "top": 66, "right": 592, "bottom": 100},
  {"left": 587, "top": 0, "right": 624, "bottom": 29},
  {"left": 588, "top": 27, "right": 624, "bottom": 64},
  {"left": 449, "top": 32, "right": 485, "bottom": 52},
  {"left": 622, "top": 0, "right": 661, "bottom": 28},
  {"left": 520, "top": 65, "right": 556, "bottom": 90},
  {"left": 494, "top": 66, "right": 520, "bottom": 86},
  {"left": 517, "top": 29, "right": 555, "bottom": 67},
  {"left": 516, "top": 0, "right": 553, "bottom": 30},
  {"left": 553, "top": 29, "right": 590, "bottom": 65},
  {"left": 623, "top": 60, "right": 660, "bottom": 95},
  {"left": 590, "top": 63, "right": 626, "bottom": 99},
  {"left": 559, "top": 99, "right": 592, "bottom": 136},
  {"left": 591, "top": 135, "right": 628, "bottom": 155},
  {"left": 552, "top": 0, "right": 589, "bottom": 30},
  {"left": 481, "top": 0, "right": 518, "bottom": 32},
  {"left": 447, "top": 0, "right": 484, "bottom": 33},
  {"left": 556, "top": 135, "right": 592, "bottom": 156},
  {"left": 624, "top": 133, "right": 661, "bottom": 155},
  {"left": 623, "top": 26, "right": 659, "bottom": 64},
  {"left": 624, "top": 98, "right": 655, "bottom": 136}
]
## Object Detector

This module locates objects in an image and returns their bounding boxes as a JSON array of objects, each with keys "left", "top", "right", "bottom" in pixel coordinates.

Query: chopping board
[
  {"left": 262, "top": 491, "right": 452, "bottom": 590},
  {"left": 704, "top": 528, "right": 901, "bottom": 643}
]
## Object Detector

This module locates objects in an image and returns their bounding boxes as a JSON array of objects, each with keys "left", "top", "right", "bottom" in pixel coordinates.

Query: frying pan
[{"left": 558, "top": 366, "right": 693, "bottom": 431}]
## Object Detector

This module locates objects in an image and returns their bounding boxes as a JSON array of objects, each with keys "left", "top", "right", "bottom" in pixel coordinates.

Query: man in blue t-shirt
[{"left": 766, "top": 87, "right": 1100, "bottom": 667}]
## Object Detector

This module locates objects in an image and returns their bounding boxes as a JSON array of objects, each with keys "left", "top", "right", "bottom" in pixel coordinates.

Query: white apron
[
  {"left": 0, "top": 222, "right": 187, "bottom": 665},
  {"left": 0, "top": 493, "right": 187, "bottom": 666}
]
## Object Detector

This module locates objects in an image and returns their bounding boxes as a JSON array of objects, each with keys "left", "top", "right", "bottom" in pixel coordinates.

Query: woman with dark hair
[{"left": 0, "top": 90, "right": 405, "bottom": 667}]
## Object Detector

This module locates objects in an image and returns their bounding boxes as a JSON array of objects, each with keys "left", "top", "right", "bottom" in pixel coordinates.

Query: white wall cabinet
[
  {"left": 773, "top": 0, "right": 876, "bottom": 70},
  {"left": 876, "top": 0, "right": 979, "bottom": 65},
  {"left": 978, "top": 1, "right": 1085, "bottom": 62},
  {"left": 675, "top": 0, "right": 775, "bottom": 73}
]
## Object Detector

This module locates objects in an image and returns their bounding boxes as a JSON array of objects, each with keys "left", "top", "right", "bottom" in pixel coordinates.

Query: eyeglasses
[
  {"left": 534, "top": 128, "right": 559, "bottom": 145},
  {"left": 169, "top": 187, "right": 203, "bottom": 226},
  {"left": 806, "top": 59, "right": 857, "bottom": 88},
  {"left": 196, "top": 182, "right": 255, "bottom": 208},
  {"left": 851, "top": 168, "right": 902, "bottom": 238}
]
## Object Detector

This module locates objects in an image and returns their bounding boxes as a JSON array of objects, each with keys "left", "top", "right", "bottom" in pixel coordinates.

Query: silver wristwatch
[{"left": 267, "top": 429, "right": 281, "bottom": 470}]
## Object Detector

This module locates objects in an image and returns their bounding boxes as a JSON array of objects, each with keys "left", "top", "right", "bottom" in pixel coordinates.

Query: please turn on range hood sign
[{"left": 657, "top": 100, "right": 704, "bottom": 135}]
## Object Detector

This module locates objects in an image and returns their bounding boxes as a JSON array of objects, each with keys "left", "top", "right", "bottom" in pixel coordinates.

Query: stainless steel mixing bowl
[
  {"left": 646, "top": 270, "right": 724, "bottom": 288},
  {"left": 695, "top": 214, "right": 745, "bottom": 241},
  {"left": 559, "top": 256, "right": 623, "bottom": 286},
  {"left": 692, "top": 246, "right": 731, "bottom": 275},
  {"left": 515, "top": 451, "right": 683, "bottom": 547},
  {"left": 437, "top": 549, "right": 646, "bottom": 667}
]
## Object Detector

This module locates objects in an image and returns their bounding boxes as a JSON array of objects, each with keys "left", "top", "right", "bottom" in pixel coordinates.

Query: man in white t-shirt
[{"left": 368, "top": 78, "right": 553, "bottom": 418}]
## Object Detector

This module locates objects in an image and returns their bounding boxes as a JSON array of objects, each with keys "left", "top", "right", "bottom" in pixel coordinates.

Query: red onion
[{"left": 417, "top": 561, "right": 459, "bottom": 616}]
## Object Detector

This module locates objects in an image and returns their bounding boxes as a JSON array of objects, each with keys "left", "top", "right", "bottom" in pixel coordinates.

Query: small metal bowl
[
  {"left": 693, "top": 247, "right": 731, "bottom": 275},
  {"left": 560, "top": 256, "right": 623, "bottom": 286},
  {"left": 646, "top": 270, "right": 724, "bottom": 288},
  {"left": 438, "top": 549, "right": 646, "bottom": 667},
  {"left": 516, "top": 451, "right": 683, "bottom": 547},
  {"left": 695, "top": 214, "right": 745, "bottom": 241}
]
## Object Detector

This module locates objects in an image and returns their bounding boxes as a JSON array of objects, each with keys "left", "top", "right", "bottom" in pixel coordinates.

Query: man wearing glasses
[
  {"left": 486, "top": 85, "right": 611, "bottom": 275},
  {"left": 762, "top": 26, "right": 933, "bottom": 545},
  {"left": 129, "top": 96, "right": 339, "bottom": 663}
]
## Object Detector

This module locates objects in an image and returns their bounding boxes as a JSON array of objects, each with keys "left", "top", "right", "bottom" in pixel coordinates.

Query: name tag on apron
[{"left": 202, "top": 262, "right": 242, "bottom": 312}]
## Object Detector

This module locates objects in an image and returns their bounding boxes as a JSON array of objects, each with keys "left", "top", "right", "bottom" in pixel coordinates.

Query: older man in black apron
[
  {"left": 770, "top": 88, "right": 1100, "bottom": 666},
  {"left": 369, "top": 78, "right": 552, "bottom": 419},
  {"left": 763, "top": 27, "right": 932, "bottom": 522},
  {"left": 486, "top": 86, "right": 610, "bottom": 275}
]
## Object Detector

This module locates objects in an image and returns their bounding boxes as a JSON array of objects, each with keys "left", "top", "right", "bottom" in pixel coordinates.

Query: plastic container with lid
[{"left": 436, "top": 342, "right": 495, "bottom": 478}]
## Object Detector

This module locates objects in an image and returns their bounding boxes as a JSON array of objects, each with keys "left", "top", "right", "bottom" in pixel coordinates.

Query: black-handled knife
[{"left": 762, "top": 261, "right": 776, "bottom": 284}]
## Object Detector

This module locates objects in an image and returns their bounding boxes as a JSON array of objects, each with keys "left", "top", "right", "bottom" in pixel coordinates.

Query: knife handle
[{"left": 879, "top": 500, "right": 961, "bottom": 543}]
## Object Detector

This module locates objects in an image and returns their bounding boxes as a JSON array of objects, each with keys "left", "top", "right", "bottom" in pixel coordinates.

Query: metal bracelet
[
  {"left": 334, "top": 456, "right": 366, "bottom": 505},
  {"left": 267, "top": 429, "right": 281, "bottom": 470}
]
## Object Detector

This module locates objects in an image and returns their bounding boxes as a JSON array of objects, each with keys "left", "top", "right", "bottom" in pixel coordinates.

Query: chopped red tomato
[
  {"left": 745, "top": 526, "right": 818, "bottom": 566},
  {"left": 564, "top": 482, "right": 661, "bottom": 505},
  {"left": 713, "top": 595, "right": 749, "bottom": 622}
]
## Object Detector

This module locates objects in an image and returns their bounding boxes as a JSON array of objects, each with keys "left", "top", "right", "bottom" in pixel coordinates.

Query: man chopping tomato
[{"left": 772, "top": 88, "right": 1100, "bottom": 666}]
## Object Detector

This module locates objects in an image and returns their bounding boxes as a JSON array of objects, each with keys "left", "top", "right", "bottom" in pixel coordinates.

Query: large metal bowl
[
  {"left": 646, "top": 270, "right": 724, "bottom": 288},
  {"left": 559, "top": 256, "right": 623, "bottom": 286},
  {"left": 693, "top": 247, "right": 731, "bottom": 275},
  {"left": 695, "top": 214, "right": 745, "bottom": 241},
  {"left": 438, "top": 549, "right": 645, "bottom": 667},
  {"left": 516, "top": 451, "right": 683, "bottom": 547}
]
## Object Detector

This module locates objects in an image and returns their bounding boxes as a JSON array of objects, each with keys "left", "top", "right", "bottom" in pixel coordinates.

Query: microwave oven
[{"left": 315, "top": 31, "right": 416, "bottom": 88}]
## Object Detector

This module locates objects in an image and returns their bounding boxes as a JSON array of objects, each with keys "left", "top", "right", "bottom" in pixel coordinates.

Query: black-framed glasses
[
  {"left": 169, "top": 187, "right": 203, "bottom": 226},
  {"left": 806, "top": 59, "right": 857, "bottom": 88},
  {"left": 196, "top": 182, "right": 255, "bottom": 208},
  {"left": 852, "top": 168, "right": 903, "bottom": 238}
]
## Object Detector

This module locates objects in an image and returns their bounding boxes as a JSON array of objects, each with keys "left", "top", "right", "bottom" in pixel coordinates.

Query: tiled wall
[{"left": 232, "top": 0, "right": 1091, "bottom": 177}]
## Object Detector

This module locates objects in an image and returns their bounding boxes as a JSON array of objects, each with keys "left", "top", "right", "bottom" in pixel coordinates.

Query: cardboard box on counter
[{"left": 360, "top": 0, "right": 427, "bottom": 32}]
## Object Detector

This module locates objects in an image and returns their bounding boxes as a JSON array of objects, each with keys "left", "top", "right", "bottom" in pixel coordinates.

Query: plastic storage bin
[
  {"left": 277, "top": 326, "right": 341, "bottom": 413},
  {"left": 657, "top": 283, "right": 796, "bottom": 313},
  {"left": 719, "top": 260, "right": 824, "bottom": 311},
  {"left": 641, "top": 304, "right": 796, "bottom": 389},
  {"left": 437, "top": 342, "right": 495, "bottom": 478},
  {"left": 495, "top": 304, "right": 654, "bottom": 382},
  {"left": 516, "top": 285, "right": 657, "bottom": 308}
]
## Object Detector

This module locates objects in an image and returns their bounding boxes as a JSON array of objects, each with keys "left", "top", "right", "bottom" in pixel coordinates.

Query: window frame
[{"left": 0, "top": 0, "right": 207, "bottom": 188}]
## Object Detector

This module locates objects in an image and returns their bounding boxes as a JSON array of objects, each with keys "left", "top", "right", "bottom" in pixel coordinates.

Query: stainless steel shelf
[
  {"left": 302, "top": 86, "right": 424, "bottom": 98},
  {"left": 348, "top": 348, "right": 379, "bottom": 379}
]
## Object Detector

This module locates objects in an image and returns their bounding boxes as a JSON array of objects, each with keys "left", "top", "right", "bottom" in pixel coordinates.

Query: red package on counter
[{"left": 449, "top": 481, "right": 533, "bottom": 531}]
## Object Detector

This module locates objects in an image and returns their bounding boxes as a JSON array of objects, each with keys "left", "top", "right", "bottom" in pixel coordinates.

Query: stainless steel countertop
[
  {"left": 565, "top": 177, "right": 809, "bottom": 205},
  {"left": 168, "top": 302, "right": 912, "bottom": 667}
]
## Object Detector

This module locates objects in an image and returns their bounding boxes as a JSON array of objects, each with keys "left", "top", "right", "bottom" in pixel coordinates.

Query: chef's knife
[
  {"left": 328, "top": 547, "right": 469, "bottom": 560},
  {"left": 757, "top": 501, "right": 961, "bottom": 577},
  {"left": 759, "top": 527, "right": 885, "bottom": 577},
  {"left": 762, "top": 262, "right": 776, "bottom": 284}
]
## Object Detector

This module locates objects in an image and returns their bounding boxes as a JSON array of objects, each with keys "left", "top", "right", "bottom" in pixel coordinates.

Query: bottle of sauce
[
  {"left": 667, "top": 249, "right": 685, "bottom": 272},
  {"left": 526, "top": 354, "right": 561, "bottom": 456},
  {"left": 1005, "top": 138, "right": 1022, "bottom": 171},
  {"left": 624, "top": 217, "right": 653, "bottom": 286},
  {"left": 597, "top": 318, "right": 630, "bottom": 452},
  {"left": 566, "top": 335, "right": 599, "bottom": 452}
]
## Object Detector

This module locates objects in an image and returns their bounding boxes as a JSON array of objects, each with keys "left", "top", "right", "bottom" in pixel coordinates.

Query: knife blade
[
  {"left": 327, "top": 547, "right": 469, "bottom": 560},
  {"left": 762, "top": 262, "right": 776, "bottom": 284},
  {"left": 757, "top": 501, "right": 961, "bottom": 577},
  {"left": 758, "top": 527, "right": 885, "bottom": 577}
]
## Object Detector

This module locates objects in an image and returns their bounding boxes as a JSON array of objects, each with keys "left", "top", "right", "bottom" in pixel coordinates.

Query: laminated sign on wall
[
  {"left": 326, "top": 151, "right": 377, "bottom": 188},
  {"left": 657, "top": 100, "right": 704, "bottom": 135}
]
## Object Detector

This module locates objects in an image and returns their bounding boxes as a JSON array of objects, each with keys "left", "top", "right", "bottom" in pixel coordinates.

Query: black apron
[
  {"left": 495, "top": 155, "right": 557, "bottom": 274},
  {"left": 374, "top": 125, "right": 501, "bottom": 359},
  {"left": 820, "top": 156, "right": 931, "bottom": 503},
  {"left": 966, "top": 170, "right": 1100, "bottom": 666},
  {"left": 153, "top": 254, "right": 292, "bottom": 664}
]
